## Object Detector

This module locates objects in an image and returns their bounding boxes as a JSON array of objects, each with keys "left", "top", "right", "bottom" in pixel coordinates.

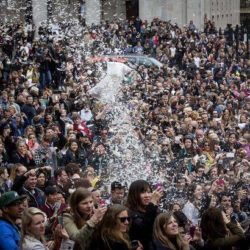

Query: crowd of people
[{"left": 0, "top": 14, "right": 249, "bottom": 250}]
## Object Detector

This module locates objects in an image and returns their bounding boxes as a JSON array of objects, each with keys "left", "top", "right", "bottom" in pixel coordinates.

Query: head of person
[
  {"left": 200, "top": 207, "right": 227, "bottom": 240},
  {"left": 25, "top": 171, "right": 37, "bottom": 190},
  {"left": 153, "top": 212, "right": 182, "bottom": 249},
  {"left": 187, "top": 183, "right": 203, "bottom": 202},
  {"left": 219, "top": 192, "right": 232, "bottom": 210},
  {"left": 54, "top": 168, "right": 69, "bottom": 185},
  {"left": 95, "top": 204, "right": 130, "bottom": 248},
  {"left": 10, "top": 164, "right": 27, "bottom": 181},
  {"left": 44, "top": 186, "right": 58, "bottom": 205},
  {"left": 36, "top": 170, "right": 47, "bottom": 188},
  {"left": 111, "top": 181, "right": 125, "bottom": 204},
  {"left": 68, "top": 139, "right": 78, "bottom": 153},
  {"left": 16, "top": 139, "right": 27, "bottom": 155},
  {"left": 69, "top": 188, "right": 93, "bottom": 228},
  {"left": 0, "top": 167, "right": 9, "bottom": 181},
  {"left": 21, "top": 207, "right": 46, "bottom": 243},
  {"left": 169, "top": 202, "right": 182, "bottom": 212},
  {"left": 127, "top": 179, "right": 151, "bottom": 212},
  {"left": 0, "top": 191, "right": 26, "bottom": 222}
]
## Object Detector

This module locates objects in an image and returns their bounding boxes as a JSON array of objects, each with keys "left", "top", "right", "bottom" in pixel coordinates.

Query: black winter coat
[{"left": 129, "top": 203, "right": 159, "bottom": 250}]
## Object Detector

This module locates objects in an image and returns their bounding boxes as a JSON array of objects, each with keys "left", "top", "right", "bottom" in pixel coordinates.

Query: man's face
[
  {"left": 47, "top": 193, "right": 58, "bottom": 205},
  {"left": 221, "top": 196, "right": 232, "bottom": 209},
  {"left": 26, "top": 175, "right": 37, "bottom": 189},
  {"left": 27, "top": 97, "right": 33, "bottom": 105},
  {"left": 3, "top": 201, "right": 25, "bottom": 220},
  {"left": 111, "top": 188, "right": 125, "bottom": 204}
]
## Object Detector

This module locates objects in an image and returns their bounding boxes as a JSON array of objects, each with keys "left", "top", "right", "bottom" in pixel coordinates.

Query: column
[
  {"left": 85, "top": 0, "right": 101, "bottom": 26},
  {"left": 32, "top": 0, "right": 47, "bottom": 37},
  {"left": 139, "top": 0, "right": 161, "bottom": 22}
]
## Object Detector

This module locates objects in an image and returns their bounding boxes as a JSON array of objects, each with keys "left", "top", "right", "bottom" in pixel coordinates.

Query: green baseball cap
[{"left": 0, "top": 191, "right": 26, "bottom": 208}]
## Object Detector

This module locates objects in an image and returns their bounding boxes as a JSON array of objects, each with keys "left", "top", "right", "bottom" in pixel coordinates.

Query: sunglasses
[{"left": 118, "top": 217, "right": 131, "bottom": 223}]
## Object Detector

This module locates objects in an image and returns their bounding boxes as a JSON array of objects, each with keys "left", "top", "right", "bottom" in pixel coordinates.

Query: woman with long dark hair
[
  {"left": 200, "top": 207, "right": 245, "bottom": 249},
  {"left": 62, "top": 187, "right": 107, "bottom": 250},
  {"left": 127, "top": 179, "right": 163, "bottom": 250},
  {"left": 87, "top": 204, "right": 143, "bottom": 250},
  {"left": 62, "top": 139, "right": 85, "bottom": 166}
]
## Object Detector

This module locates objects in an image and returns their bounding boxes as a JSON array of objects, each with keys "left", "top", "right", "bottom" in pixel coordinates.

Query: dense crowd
[{"left": 0, "top": 15, "right": 249, "bottom": 250}]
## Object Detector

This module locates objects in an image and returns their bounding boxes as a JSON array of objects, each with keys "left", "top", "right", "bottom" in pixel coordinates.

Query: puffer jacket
[{"left": 0, "top": 218, "right": 21, "bottom": 250}]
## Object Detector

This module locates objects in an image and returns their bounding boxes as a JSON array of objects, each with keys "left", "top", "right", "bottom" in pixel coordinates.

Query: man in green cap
[{"left": 0, "top": 191, "right": 26, "bottom": 250}]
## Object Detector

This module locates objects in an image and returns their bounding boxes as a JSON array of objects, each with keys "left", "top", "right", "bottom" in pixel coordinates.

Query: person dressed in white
[{"left": 182, "top": 183, "right": 203, "bottom": 225}]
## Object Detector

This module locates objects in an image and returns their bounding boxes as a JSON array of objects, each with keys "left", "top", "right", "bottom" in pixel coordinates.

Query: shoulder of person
[
  {"left": 0, "top": 218, "right": 18, "bottom": 231},
  {"left": 150, "top": 239, "right": 172, "bottom": 250},
  {"left": 23, "top": 235, "right": 47, "bottom": 250},
  {"left": 62, "top": 212, "right": 74, "bottom": 221}
]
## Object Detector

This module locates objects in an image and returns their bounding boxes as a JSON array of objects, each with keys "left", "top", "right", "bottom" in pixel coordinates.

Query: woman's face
[
  {"left": 184, "top": 139, "right": 192, "bottom": 149},
  {"left": 28, "top": 214, "right": 45, "bottom": 239},
  {"left": 194, "top": 185, "right": 203, "bottom": 200},
  {"left": 77, "top": 196, "right": 94, "bottom": 216},
  {"left": 17, "top": 143, "right": 27, "bottom": 155},
  {"left": 164, "top": 216, "right": 178, "bottom": 236},
  {"left": 229, "top": 134, "right": 236, "bottom": 144},
  {"left": 29, "top": 134, "right": 37, "bottom": 143},
  {"left": 116, "top": 210, "right": 130, "bottom": 233},
  {"left": 140, "top": 188, "right": 152, "bottom": 207},
  {"left": 37, "top": 173, "right": 46, "bottom": 186},
  {"left": 70, "top": 142, "right": 78, "bottom": 152},
  {"left": 172, "top": 204, "right": 181, "bottom": 212}
]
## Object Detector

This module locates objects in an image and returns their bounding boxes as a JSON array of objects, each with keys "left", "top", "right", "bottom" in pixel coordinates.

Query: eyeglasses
[{"left": 118, "top": 217, "right": 130, "bottom": 223}]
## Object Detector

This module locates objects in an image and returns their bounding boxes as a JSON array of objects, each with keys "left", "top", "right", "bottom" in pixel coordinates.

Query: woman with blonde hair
[
  {"left": 151, "top": 212, "right": 194, "bottom": 250},
  {"left": 21, "top": 207, "right": 49, "bottom": 250}
]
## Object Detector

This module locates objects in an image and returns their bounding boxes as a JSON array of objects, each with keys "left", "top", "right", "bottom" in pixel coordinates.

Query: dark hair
[
  {"left": 54, "top": 168, "right": 66, "bottom": 179},
  {"left": 200, "top": 207, "right": 227, "bottom": 239},
  {"left": 65, "top": 163, "right": 80, "bottom": 176},
  {"left": 173, "top": 210, "right": 188, "bottom": 228},
  {"left": 187, "top": 183, "right": 200, "bottom": 202},
  {"left": 218, "top": 192, "right": 231, "bottom": 203},
  {"left": 126, "top": 180, "right": 151, "bottom": 211}
]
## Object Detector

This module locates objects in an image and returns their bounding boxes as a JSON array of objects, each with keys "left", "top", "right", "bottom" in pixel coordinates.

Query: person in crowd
[
  {"left": 127, "top": 179, "right": 163, "bottom": 250},
  {"left": 200, "top": 207, "right": 246, "bottom": 249},
  {"left": 36, "top": 169, "right": 48, "bottom": 191},
  {"left": 182, "top": 183, "right": 203, "bottom": 225},
  {"left": 62, "top": 139, "right": 85, "bottom": 166},
  {"left": 150, "top": 212, "right": 201, "bottom": 250},
  {"left": 107, "top": 181, "right": 126, "bottom": 205},
  {"left": 21, "top": 207, "right": 52, "bottom": 250},
  {"left": 12, "top": 168, "right": 45, "bottom": 207},
  {"left": 87, "top": 204, "right": 143, "bottom": 250},
  {"left": 62, "top": 187, "right": 107, "bottom": 250},
  {"left": 11, "top": 139, "right": 35, "bottom": 168},
  {"left": 54, "top": 168, "right": 70, "bottom": 200},
  {"left": 0, "top": 191, "right": 26, "bottom": 250},
  {"left": 0, "top": 166, "right": 12, "bottom": 194},
  {"left": 40, "top": 186, "right": 67, "bottom": 239}
]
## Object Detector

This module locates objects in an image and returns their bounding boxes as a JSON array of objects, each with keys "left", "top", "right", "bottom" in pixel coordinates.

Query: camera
[{"left": 131, "top": 240, "right": 139, "bottom": 250}]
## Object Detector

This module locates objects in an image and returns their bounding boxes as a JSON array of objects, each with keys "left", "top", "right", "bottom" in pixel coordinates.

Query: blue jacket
[{"left": 0, "top": 218, "right": 21, "bottom": 250}]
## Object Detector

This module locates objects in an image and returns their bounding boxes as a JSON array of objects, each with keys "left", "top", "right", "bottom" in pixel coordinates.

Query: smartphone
[
  {"left": 131, "top": 240, "right": 139, "bottom": 250},
  {"left": 189, "top": 225, "right": 196, "bottom": 238},
  {"left": 58, "top": 215, "right": 63, "bottom": 226},
  {"left": 226, "top": 152, "right": 235, "bottom": 158}
]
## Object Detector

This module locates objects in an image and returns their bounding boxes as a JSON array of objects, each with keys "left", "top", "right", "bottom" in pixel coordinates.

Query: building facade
[
  {"left": 0, "top": 0, "right": 240, "bottom": 31},
  {"left": 240, "top": 0, "right": 250, "bottom": 28}
]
